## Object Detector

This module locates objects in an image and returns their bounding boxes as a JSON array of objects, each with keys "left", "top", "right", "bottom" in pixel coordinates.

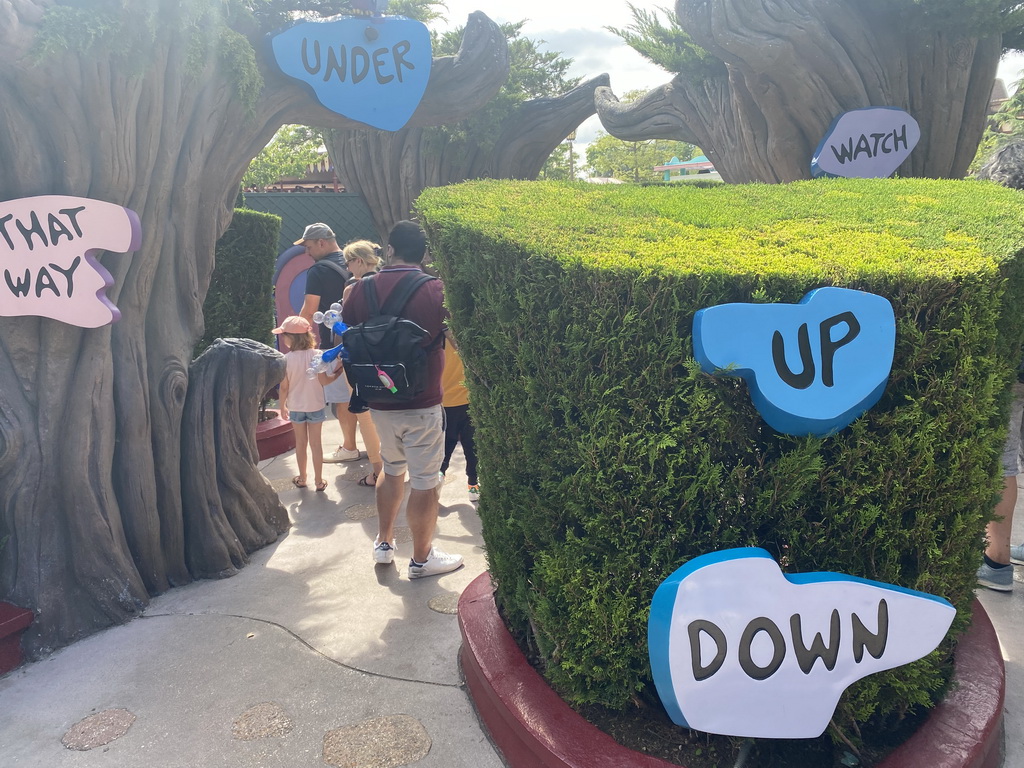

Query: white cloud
[{"left": 999, "top": 51, "right": 1024, "bottom": 93}]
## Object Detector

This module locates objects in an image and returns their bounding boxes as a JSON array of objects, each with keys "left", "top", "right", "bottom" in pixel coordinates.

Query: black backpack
[{"left": 341, "top": 271, "right": 440, "bottom": 403}]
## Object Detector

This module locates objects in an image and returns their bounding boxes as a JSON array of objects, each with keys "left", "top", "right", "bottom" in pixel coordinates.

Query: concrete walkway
[
  {"left": 0, "top": 419, "right": 503, "bottom": 767},
  {"left": 976, "top": 473, "right": 1024, "bottom": 767},
  {"left": 1, "top": 418, "right": 1023, "bottom": 766}
]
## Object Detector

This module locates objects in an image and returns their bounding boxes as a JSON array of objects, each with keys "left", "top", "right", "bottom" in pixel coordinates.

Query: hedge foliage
[
  {"left": 196, "top": 208, "right": 281, "bottom": 357},
  {"left": 416, "top": 178, "right": 1024, "bottom": 738}
]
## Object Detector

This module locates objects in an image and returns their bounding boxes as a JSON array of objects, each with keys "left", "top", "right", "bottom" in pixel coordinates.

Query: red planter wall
[
  {"left": 0, "top": 602, "right": 33, "bottom": 676},
  {"left": 257, "top": 409, "right": 295, "bottom": 461}
]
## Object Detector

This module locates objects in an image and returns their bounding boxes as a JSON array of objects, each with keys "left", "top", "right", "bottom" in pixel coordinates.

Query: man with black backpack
[{"left": 342, "top": 220, "right": 464, "bottom": 579}]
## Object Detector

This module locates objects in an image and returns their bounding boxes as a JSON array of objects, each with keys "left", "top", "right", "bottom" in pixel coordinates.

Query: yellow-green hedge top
[{"left": 416, "top": 178, "right": 1024, "bottom": 282}]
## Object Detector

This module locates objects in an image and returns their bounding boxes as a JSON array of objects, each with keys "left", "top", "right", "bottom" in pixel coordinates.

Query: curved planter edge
[
  {"left": 256, "top": 410, "right": 295, "bottom": 461},
  {"left": 458, "top": 572, "right": 1004, "bottom": 768}
]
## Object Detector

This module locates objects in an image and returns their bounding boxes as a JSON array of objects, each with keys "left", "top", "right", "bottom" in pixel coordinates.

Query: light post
[{"left": 567, "top": 131, "right": 576, "bottom": 180}]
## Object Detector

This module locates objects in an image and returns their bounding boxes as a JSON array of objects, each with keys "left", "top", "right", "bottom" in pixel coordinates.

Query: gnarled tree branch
[{"left": 596, "top": 0, "right": 1001, "bottom": 181}]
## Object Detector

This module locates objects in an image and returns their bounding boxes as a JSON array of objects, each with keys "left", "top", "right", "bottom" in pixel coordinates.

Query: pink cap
[{"left": 272, "top": 315, "right": 312, "bottom": 335}]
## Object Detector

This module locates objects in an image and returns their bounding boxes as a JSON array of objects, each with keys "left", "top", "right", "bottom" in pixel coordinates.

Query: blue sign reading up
[
  {"left": 270, "top": 16, "right": 432, "bottom": 132},
  {"left": 693, "top": 287, "right": 895, "bottom": 436}
]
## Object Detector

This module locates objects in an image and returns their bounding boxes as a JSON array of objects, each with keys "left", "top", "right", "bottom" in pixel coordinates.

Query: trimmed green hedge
[
  {"left": 417, "top": 178, "right": 1024, "bottom": 738},
  {"left": 196, "top": 208, "right": 281, "bottom": 357}
]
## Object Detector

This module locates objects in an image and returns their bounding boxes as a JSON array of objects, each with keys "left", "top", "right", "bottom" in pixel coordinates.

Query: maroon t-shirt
[{"left": 342, "top": 265, "right": 448, "bottom": 410}]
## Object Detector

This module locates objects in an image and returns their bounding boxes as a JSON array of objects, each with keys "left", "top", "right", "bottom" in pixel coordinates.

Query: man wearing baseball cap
[{"left": 296, "top": 223, "right": 360, "bottom": 462}]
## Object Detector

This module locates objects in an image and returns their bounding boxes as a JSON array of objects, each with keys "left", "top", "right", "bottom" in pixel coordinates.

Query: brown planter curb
[
  {"left": 256, "top": 409, "right": 295, "bottom": 461},
  {"left": 0, "top": 602, "right": 34, "bottom": 677},
  {"left": 458, "top": 572, "right": 1004, "bottom": 768}
]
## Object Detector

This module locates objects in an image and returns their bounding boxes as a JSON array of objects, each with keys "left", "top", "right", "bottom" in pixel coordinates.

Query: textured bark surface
[
  {"left": 326, "top": 75, "right": 610, "bottom": 240},
  {"left": 0, "top": 2, "right": 508, "bottom": 656},
  {"left": 181, "top": 339, "right": 289, "bottom": 580},
  {"left": 595, "top": 0, "right": 1000, "bottom": 182}
]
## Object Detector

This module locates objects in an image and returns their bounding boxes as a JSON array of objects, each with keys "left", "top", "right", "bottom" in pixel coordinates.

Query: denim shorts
[{"left": 289, "top": 407, "right": 327, "bottom": 424}]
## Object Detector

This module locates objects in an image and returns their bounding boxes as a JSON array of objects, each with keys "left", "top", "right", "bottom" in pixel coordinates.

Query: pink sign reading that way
[{"left": 0, "top": 195, "right": 141, "bottom": 328}]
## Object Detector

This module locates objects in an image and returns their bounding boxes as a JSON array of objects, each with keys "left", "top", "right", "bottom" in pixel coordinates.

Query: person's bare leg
[
  {"left": 376, "top": 471, "right": 405, "bottom": 545},
  {"left": 357, "top": 412, "right": 384, "bottom": 478},
  {"left": 339, "top": 408, "right": 358, "bottom": 452},
  {"left": 406, "top": 487, "right": 440, "bottom": 563},
  {"left": 293, "top": 422, "right": 309, "bottom": 484},
  {"left": 985, "top": 476, "right": 1018, "bottom": 564},
  {"left": 309, "top": 421, "right": 325, "bottom": 488}
]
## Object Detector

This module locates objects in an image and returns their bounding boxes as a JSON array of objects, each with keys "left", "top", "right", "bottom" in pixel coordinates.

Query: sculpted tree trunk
[
  {"left": 181, "top": 339, "right": 290, "bottom": 580},
  {"left": 326, "top": 75, "right": 610, "bottom": 240},
  {"left": 0, "top": 1, "right": 507, "bottom": 656},
  {"left": 595, "top": 0, "right": 1001, "bottom": 182}
]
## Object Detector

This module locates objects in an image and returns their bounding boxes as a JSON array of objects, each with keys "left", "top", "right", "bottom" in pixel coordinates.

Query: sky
[
  {"left": 435, "top": 0, "right": 670, "bottom": 148},
  {"left": 436, "top": 1, "right": 1024, "bottom": 156}
]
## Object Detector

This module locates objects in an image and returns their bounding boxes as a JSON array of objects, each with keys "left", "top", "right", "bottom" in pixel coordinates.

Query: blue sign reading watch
[
  {"left": 693, "top": 287, "right": 895, "bottom": 436},
  {"left": 270, "top": 16, "right": 432, "bottom": 132}
]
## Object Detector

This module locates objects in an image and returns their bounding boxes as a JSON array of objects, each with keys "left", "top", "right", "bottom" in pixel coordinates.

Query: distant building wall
[{"left": 242, "top": 192, "right": 379, "bottom": 254}]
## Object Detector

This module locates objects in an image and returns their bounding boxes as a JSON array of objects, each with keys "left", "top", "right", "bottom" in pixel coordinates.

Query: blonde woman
[
  {"left": 343, "top": 239, "right": 384, "bottom": 283},
  {"left": 320, "top": 240, "right": 385, "bottom": 487}
]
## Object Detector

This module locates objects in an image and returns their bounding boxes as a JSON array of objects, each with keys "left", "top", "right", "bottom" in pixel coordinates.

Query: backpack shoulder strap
[
  {"left": 379, "top": 272, "right": 437, "bottom": 318},
  {"left": 319, "top": 255, "right": 350, "bottom": 281},
  {"left": 361, "top": 275, "right": 381, "bottom": 317}
]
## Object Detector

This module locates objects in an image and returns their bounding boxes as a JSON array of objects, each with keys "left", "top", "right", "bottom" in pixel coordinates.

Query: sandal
[
  {"left": 357, "top": 472, "right": 379, "bottom": 487},
  {"left": 291, "top": 477, "right": 307, "bottom": 488},
  {"left": 315, "top": 480, "right": 328, "bottom": 492}
]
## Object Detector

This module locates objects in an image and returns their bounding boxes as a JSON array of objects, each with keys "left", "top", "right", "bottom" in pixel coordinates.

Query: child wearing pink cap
[{"left": 273, "top": 315, "right": 328, "bottom": 492}]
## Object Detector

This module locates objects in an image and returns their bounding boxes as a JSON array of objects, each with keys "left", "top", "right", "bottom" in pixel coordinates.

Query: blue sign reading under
[
  {"left": 270, "top": 16, "right": 432, "bottom": 132},
  {"left": 692, "top": 287, "right": 895, "bottom": 436}
]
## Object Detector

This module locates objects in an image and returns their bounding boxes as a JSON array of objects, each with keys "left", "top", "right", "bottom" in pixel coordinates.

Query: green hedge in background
[
  {"left": 195, "top": 208, "right": 281, "bottom": 357},
  {"left": 417, "top": 178, "right": 1024, "bottom": 740}
]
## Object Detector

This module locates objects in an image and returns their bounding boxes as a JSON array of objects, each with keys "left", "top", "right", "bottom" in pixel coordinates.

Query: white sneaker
[
  {"left": 325, "top": 447, "right": 361, "bottom": 463},
  {"left": 1011, "top": 544, "right": 1024, "bottom": 566},
  {"left": 408, "top": 548, "right": 464, "bottom": 579},
  {"left": 373, "top": 538, "right": 396, "bottom": 564}
]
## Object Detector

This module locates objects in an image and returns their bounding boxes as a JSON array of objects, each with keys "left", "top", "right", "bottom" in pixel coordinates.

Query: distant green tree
[
  {"left": 585, "top": 131, "right": 697, "bottom": 182},
  {"left": 538, "top": 138, "right": 580, "bottom": 180},
  {"left": 607, "top": 3, "right": 723, "bottom": 78},
  {"left": 243, "top": 126, "right": 324, "bottom": 190},
  {"left": 585, "top": 91, "right": 696, "bottom": 182},
  {"left": 973, "top": 78, "right": 1024, "bottom": 171},
  {"left": 383, "top": 0, "right": 445, "bottom": 24}
]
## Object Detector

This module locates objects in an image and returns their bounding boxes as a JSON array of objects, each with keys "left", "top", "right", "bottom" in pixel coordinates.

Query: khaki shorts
[
  {"left": 371, "top": 406, "right": 444, "bottom": 490},
  {"left": 1002, "top": 381, "right": 1024, "bottom": 477}
]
